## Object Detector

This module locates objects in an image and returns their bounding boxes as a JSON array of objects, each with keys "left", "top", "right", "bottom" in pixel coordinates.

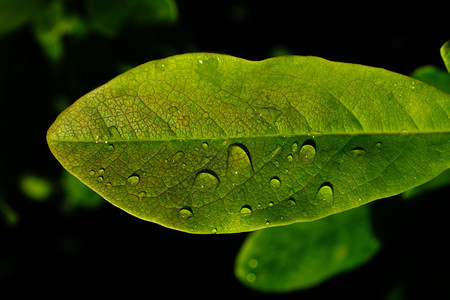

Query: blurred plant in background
[{"left": 1, "top": 0, "right": 177, "bottom": 62}]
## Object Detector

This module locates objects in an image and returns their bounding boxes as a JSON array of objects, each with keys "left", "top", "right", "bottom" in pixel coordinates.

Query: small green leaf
[
  {"left": 234, "top": 205, "right": 380, "bottom": 292},
  {"left": 47, "top": 52, "right": 450, "bottom": 233},
  {"left": 19, "top": 173, "right": 53, "bottom": 201},
  {"left": 441, "top": 40, "right": 450, "bottom": 73}
]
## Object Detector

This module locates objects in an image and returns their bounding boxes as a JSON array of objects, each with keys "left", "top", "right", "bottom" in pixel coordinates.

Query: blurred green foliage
[
  {"left": 0, "top": 0, "right": 177, "bottom": 62},
  {"left": 19, "top": 173, "right": 53, "bottom": 201}
]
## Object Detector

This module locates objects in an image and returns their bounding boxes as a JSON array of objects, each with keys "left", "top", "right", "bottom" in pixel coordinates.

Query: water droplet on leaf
[
  {"left": 248, "top": 259, "right": 258, "bottom": 268},
  {"left": 287, "top": 154, "right": 293, "bottom": 162},
  {"left": 350, "top": 147, "right": 366, "bottom": 158},
  {"left": 227, "top": 144, "right": 253, "bottom": 177},
  {"left": 172, "top": 151, "right": 185, "bottom": 164},
  {"left": 179, "top": 207, "right": 193, "bottom": 219},
  {"left": 193, "top": 170, "right": 219, "bottom": 190},
  {"left": 89, "top": 170, "right": 96, "bottom": 176},
  {"left": 313, "top": 183, "right": 334, "bottom": 205},
  {"left": 127, "top": 174, "right": 140, "bottom": 186},
  {"left": 376, "top": 142, "right": 382, "bottom": 151},
  {"left": 271, "top": 145, "right": 282, "bottom": 157},
  {"left": 240, "top": 205, "right": 252, "bottom": 214},
  {"left": 138, "top": 191, "right": 146, "bottom": 198},
  {"left": 246, "top": 273, "right": 256, "bottom": 283},
  {"left": 97, "top": 176, "right": 104, "bottom": 183},
  {"left": 202, "top": 142, "right": 209, "bottom": 149},
  {"left": 109, "top": 126, "right": 121, "bottom": 139},
  {"left": 269, "top": 177, "right": 281, "bottom": 188},
  {"left": 291, "top": 142, "right": 298, "bottom": 152},
  {"left": 286, "top": 198, "right": 296, "bottom": 205},
  {"left": 299, "top": 141, "right": 316, "bottom": 161}
]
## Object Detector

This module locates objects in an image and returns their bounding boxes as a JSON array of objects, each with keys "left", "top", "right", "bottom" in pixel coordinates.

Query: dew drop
[
  {"left": 271, "top": 145, "right": 282, "bottom": 157},
  {"left": 107, "top": 144, "right": 115, "bottom": 151},
  {"left": 268, "top": 201, "right": 274, "bottom": 207},
  {"left": 172, "top": 151, "right": 185, "bottom": 164},
  {"left": 350, "top": 147, "right": 367, "bottom": 158},
  {"left": 286, "top": 198, "right": 296, "bottom": 206},
  {"left": 98, "top": 168, "right": 105, "bottom": 175},
  {"left": 227, "top": 144, "right": 253, "bottom": 177},
  {"left": 193, "top": 170, "right": 219, "bottom": 190},
  {"left": 179, "top": 207, "right": 193, "bottom": 219},
  {"left": 376, "top": 142, "right": 382, "bottom": 150},
  {"left": 89, "top": 170, "right": 96, "bottom": 176},
  {"left": 127, "top": 174, "right": 140, "bottom": 186},
  {"left": 313, "top": 183, "right": 334, "bottom": 205},
  {"left": 138, "top": 191, "right": 146, "bottom": 198},
  {"left": 291, "top": 141, "right": 298, "bottom": 152},
  {"left": 202, "top": 142, "right": 209, "bottom": 149},
  {"left": 248, "top": 259, "right": 258, "bottom": 268},
  {"left": 109, "top": 126, "right": 121, "bottom": 139},
  {"left": 400, "top": 128, "right": 408, "bottom": 134},
  {"left": 287, "top": 154, "right": 293, "bottom": 162},
  {"left": 211, "top": 228, "right": 217, "bottom": 234},
  {"left": 299, "top": 141, "right": 316, "bottom": 161},
  {"left": 269, "top": 177, "right": 281, "bottom": 188},
  {"left": 97, "top": 176, "right": 104, "bottom": 183},
  {"left": 246, "top": 273, "right": 256, "bottom": 283},
  {"left": 240, "top": 205, "right": 252, "bottom": 214}
]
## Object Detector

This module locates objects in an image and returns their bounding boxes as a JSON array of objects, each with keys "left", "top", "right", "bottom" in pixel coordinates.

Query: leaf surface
[
  {"left": 234, "top": 205, "right": 380, "bottom": 292},
  {"left": 47, "top": 53, "right": 450, "bottom": 233}
]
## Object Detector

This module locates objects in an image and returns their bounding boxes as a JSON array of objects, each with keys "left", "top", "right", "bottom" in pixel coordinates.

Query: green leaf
[
  {"left": 410, "top": 65, "right": 450, "bottom": 94},
  {"left": 47, "top": 53, "right": 450, "bottom": 233},
  {"left": 441, "top": 40, "right": 450, "bottom": 73},
  {"left": 402, "top": 169, "right": 450, "bottom": 200},
  {"left": 234, "top": 205, "right": 380, "bottom": 292}
]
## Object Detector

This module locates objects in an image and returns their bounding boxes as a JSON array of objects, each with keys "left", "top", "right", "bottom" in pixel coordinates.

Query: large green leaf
[
  {"left": 234, "top": 205, "right": 380, "bottom": 292},
  {"left": 47, "top": 52, "right": 450, "bottom": 233}
]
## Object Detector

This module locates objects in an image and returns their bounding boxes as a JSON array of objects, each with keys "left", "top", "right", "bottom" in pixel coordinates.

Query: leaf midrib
[{"left": 48, "top": 130, "right": 450, "bottom": 144}]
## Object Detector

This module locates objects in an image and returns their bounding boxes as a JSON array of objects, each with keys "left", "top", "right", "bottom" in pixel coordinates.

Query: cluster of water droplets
[{"left": 93, "top": 133, "right": 386, "bottom": 233}]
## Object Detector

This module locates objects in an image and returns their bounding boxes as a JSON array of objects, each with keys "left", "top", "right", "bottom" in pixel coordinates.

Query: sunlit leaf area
[{"left": 1, "top": 0, "right": 449, "bottom": 298}]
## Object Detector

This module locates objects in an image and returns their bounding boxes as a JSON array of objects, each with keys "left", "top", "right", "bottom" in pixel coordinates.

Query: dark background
[{"left": 1, "top": 0, "right": 449, "bottom": 298}]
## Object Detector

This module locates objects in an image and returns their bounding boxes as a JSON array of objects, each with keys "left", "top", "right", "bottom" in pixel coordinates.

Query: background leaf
[
  {"left": 47, "top": 53, "right": 450, "bottom": 233},
  {"left": 235, "top": 205, "right": 380, "bottom": 292},
  {"left": 441, "top": 40, "right": 450, "bottom": 73}
]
